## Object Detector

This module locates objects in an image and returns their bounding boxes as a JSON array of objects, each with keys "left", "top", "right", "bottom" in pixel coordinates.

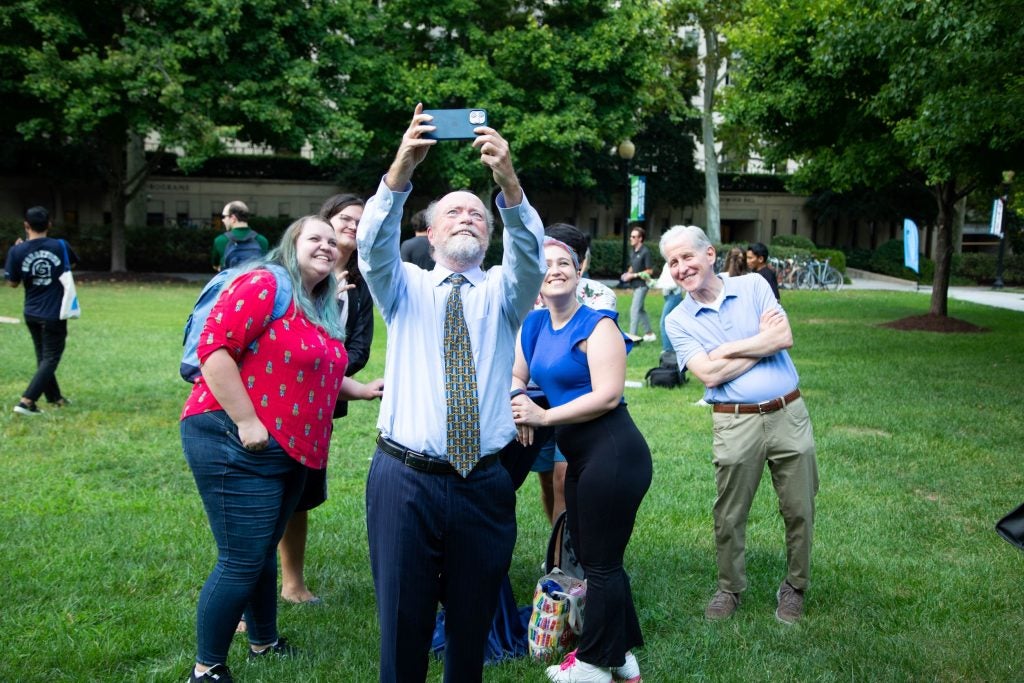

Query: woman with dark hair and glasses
[{"left": 275, "top": 194, "right": 375, "bottom": 606}]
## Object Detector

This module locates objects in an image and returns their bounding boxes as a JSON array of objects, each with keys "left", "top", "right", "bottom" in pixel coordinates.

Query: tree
[
  {"left": 726, "top": 0, "right": 1024, "bottom": 316},
  {"left": 328, "top": 0, "right": 688, "bottom": 209},
  {"left": 0, "top": 0, "right": 368, "bottom": 271},
  {"left": 665, "top": 0, "right": 747, "bottom": 242}
]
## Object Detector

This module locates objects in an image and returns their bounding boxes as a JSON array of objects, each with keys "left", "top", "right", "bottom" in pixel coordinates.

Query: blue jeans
[
  {"left": 23, "top": 316, "right": 67, "bottom": 403},
  {"left": 659, "top": 291, "right": 683, "bottom": 353},
  {"left": 181, "top": 410, "right": 307, "bottom": 666}
]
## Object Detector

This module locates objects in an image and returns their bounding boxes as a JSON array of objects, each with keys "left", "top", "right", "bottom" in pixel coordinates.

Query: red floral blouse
[{"left": 181, "top": 270, "right": 348, "bottom": 469}]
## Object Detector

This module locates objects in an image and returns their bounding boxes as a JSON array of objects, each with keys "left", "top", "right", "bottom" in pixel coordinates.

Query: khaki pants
[{"left": 711, "top": 397, "right": 818, "bottom": 593}]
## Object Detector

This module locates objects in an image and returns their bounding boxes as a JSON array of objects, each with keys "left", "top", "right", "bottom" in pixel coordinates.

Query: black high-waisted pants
[{"left": 557, "top": 404, "right": 652, "bottom": 669}]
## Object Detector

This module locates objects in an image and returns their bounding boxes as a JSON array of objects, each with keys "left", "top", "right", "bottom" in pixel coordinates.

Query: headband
[{"left": 543, "top": 237, "right": 580, "bottom": 270}]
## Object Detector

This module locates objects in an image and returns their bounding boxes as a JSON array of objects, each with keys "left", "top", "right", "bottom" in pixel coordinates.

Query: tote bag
[{"left": 58, "top": 240, "right": 80, "bottom": 320}]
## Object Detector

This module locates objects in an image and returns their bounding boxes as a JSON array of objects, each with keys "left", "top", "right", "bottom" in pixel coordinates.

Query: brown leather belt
[
  {"left": 376, "top": 434, "right": 497, "bottom": 475},
  {"left": 712, "top": 389, "right": 801, "bottom": 415}
]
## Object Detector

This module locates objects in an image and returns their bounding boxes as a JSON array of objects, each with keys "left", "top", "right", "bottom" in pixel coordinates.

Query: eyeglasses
[
  {"left": 221, "top": 214, "right": 231, "bottom": 219},
  {"left": 335, "top": 214, "right": 360, "bottom": 225}
]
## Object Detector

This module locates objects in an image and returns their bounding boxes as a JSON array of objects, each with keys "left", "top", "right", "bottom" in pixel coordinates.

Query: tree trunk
[
  {"left": 928, "top": 180, "right": 958, "bottom": 317},
  {"left": 107, "top": 140, "right": 128, "bottom": 272},
  {"left": 702, "top": 26, "right": 721, "bottom": 243}
]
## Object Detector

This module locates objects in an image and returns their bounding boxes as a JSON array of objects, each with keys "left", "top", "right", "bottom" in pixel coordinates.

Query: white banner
[{"left": 990, "top": 198, "right": 1004, "bottom": 236}]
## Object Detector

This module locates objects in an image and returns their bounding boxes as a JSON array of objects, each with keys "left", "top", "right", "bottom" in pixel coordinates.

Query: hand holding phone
[{"left": 423, "top": 109, "right": 488, "bottom": 140}]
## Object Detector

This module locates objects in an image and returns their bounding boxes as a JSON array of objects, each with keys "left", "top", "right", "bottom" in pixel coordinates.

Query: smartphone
[{"left": 423, "top": 109, "right": 488, "bottom": 140}]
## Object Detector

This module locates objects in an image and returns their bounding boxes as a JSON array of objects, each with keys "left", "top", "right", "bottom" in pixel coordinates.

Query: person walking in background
[
  {"left": 274, "top": 193, "right": 375, "bottom": 607},
  {"left": 399, "top": 208, "right": 434, "bottom": 270},
  {"left": 745, "top": 242, "right": 780, "bottom": 300},
  {"left": 722, "top": 246, "right": 749, "bottom": 278},
  {"left": 181, "top": 216, "right": 383, "bottom": 682},
  {"left": 212, "top": 201, "right": 269, "bottom": 271},
  {"left": 655, "top": 262, "right": 683, "bottom": 355},
  {"left": 511, "top": 237, "right": 651, "bottom": 683},
  {"left": 662, "top": 225, "right": 818, "bottom": 626},
  {"left": 4, "top": 206, "right": 77, "bottom": 416},
  {"left": 357, "top": 104, "right": 544, "bottom": 683},
  {"left": 619, "top": 226, "right": 655, "bottom": 342}
]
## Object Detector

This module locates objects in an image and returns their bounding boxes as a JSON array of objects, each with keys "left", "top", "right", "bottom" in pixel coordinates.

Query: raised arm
[{"left": 384, "top": 103, "right": 436, "bottom": 191}]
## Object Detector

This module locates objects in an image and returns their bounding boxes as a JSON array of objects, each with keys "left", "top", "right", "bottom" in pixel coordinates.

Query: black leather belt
[
  {"left": 713, "top": 388, "right": 801, "bottom": 415},
  {"left": 376, "top": 434, "right": 496, "bottom": 475}
]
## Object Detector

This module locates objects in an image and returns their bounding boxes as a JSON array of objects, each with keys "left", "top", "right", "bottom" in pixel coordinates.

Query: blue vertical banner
[
  {"left": 903, "top": 218, "right": 920, "bottom": 273},
  {"left": 629, "top": 175, "right": 646, "bottom": 222}
]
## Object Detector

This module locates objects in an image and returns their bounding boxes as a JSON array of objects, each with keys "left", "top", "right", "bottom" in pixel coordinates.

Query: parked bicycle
[{"left": 797, "top": 258, "right": 843, "bottom": 291}]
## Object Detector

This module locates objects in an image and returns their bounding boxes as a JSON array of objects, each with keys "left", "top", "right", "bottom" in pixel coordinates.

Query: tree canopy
[{"left": 725, "top": 0, "right": 1024, "bottom": 315}]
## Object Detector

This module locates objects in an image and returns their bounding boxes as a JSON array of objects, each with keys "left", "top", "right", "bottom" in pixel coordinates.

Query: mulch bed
[{"left": 880, "top": 314, "right": 988, "bottom": 334}]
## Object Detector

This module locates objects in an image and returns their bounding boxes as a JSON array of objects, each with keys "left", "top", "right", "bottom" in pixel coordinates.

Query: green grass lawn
[{"left": 1, "top": 282, "right": 1022, "bottom": 682}]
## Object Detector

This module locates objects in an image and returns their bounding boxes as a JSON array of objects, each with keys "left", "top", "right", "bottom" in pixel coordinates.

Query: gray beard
[{"left": 437, "top": 236, "right": 486, "bottom": 270}]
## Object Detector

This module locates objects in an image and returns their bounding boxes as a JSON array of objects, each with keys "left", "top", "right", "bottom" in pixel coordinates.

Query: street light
[
  {"left": 618, "top": 139, "right": 636, "bottom": 272},
  {"left": 993, "top": 170, "right": 1015, "bottom": 290}
]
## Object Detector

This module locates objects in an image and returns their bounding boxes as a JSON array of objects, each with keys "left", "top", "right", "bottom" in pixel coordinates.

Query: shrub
[
  {"left": 843, "top": 247, "right": 874, "bottom": 271},
  {"left": 956, "top": 252, "right": 1024, "bottom": 285},
  {"left": 870, "top": 239, "right": 935, "bottom": 282},
  {"left": 772, "top": 234, "right": 817, "bottom": 251}
]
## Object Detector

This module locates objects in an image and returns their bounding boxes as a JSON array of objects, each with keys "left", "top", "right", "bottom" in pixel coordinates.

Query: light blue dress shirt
[
  {"left": 357, "top": 178, "right": 545, "bottom": 459},
  {"left": 666, "top": 273, "right": 800, "bottom": 404}
]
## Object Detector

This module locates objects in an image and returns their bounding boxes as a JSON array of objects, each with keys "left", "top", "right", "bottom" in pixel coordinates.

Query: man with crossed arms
[
  {"left": 661, "top": 224, "right": 818, "bottom": 625},
  {"left": 357, "top": 104, "right": 544, "bottom": 682}
]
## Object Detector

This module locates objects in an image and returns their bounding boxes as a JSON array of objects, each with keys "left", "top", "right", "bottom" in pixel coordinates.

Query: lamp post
[
  {"left": 993, "top": 170, "right": 1015, "bottom": 290},
  {"left": 618, "top": 139, "right": 636, "bottom": 272}
]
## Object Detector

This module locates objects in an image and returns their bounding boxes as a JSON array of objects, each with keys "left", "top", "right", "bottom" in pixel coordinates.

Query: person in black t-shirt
[
  {"left": 746, "top": 242, "right": 781, "bottom": 301},
  {"left": 4, "top": 206, "right": 78, "bottom": 415},
  {"left": 399, "top": 208, "right": 434, "bottom": 270}
]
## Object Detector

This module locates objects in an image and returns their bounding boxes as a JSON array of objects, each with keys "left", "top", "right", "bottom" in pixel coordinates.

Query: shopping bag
[
  {"left": 527, "top": 568, "right": 586, "bottom": 659},
  {"left": 58, "top": 240, "right": 80, "bottom": 320}
]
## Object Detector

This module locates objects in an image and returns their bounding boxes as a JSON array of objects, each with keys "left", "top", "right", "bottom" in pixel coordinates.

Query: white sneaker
[
  {"left": 612, "top": 651, "right": 642, "bottom": 682},
  {"left": 546, "top": 650, "right": 613, "bottom": 683},
  {"left": 641, "top": 333, "right": 657, "bottom": 342}
]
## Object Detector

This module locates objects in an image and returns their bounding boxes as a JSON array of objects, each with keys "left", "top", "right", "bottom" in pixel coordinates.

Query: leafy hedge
[{"left": 0, "top": 218, "right": 295, "bottom": 272}]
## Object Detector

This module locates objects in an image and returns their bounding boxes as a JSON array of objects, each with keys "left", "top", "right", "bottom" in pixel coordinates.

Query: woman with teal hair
[{"left": 180, "top": 215, "right": 383, "bottom": 683}]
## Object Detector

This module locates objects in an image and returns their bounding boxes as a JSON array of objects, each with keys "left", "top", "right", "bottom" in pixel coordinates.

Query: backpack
[
  {"left": 545, "top": 510, "right": 584, "bottom": 581},
  {"left": 645, "top": 350, "right": 686, "bottom": 388},
  {"left": 222, "top": 230, "right": 265, "bottom": 269},
  {"left": 179, "top": 265, "right": 292, "bottom": 383}
]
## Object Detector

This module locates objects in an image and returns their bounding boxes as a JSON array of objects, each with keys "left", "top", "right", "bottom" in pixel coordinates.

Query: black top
[
  {"left": 399, "top": 235, "right": 434, "bottom": 270},
  {"left": 4, "top": 237, "right": 78, "bottom": 320},
  {"left": 628, "top": 244, "right": 652, "bottom": 289},
  {"left": 333, "top": 277, "right": 374, "bottom": 419},
  {"left": 756, "top": 265, "right": 781, "bottom": 301}
]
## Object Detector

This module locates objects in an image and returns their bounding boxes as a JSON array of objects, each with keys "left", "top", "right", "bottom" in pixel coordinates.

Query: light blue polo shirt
[{"left": 665, "top": 273, "right": 799, "bottom": 404}]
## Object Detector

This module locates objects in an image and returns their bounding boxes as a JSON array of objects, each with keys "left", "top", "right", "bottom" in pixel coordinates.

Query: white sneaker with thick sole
[
  {"left": 642, "top": 333, "right": 657, "bottom": 342},
  {"left": 613, "top": 650, "right": 643, "bottom": 682},
  {"left": 546, "top": 650, "right": 614, "bottom": 683}
]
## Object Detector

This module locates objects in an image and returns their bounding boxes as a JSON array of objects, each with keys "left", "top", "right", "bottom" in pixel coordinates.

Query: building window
[
  {"left": 771, "top": 218, "right": 778, "bottom": 237},
  {"left": 791, "top": 218, "right": 798, "bottom": 234},
  {"left": 146, "top": 199, "right": 165, "bottom": 227},
  {"left": 278, "top": 202, "right": 291, "bottom": 218}
]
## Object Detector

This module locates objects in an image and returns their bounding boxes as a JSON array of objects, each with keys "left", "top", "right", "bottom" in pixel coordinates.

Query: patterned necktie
[{"left": 444, "top": 273, "right": 480, "bottom": 477}]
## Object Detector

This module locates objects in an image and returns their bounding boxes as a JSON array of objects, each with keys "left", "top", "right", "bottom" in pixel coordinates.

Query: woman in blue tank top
[{"left": 511, "top": 238, "right": 652, "bottom": 683}]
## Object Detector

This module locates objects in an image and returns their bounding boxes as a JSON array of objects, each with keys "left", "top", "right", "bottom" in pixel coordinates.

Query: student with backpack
[
  {"left": 211, "top": 201, "right": 269, "bottom": 271},
  {"left": 180, "top": 215, "right": 383, "bottom": 683}
]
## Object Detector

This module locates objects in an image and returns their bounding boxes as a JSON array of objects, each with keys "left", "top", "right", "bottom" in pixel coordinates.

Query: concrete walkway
[{"left": 845, "top": 268, "right": 1024, "bottom": 313}]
